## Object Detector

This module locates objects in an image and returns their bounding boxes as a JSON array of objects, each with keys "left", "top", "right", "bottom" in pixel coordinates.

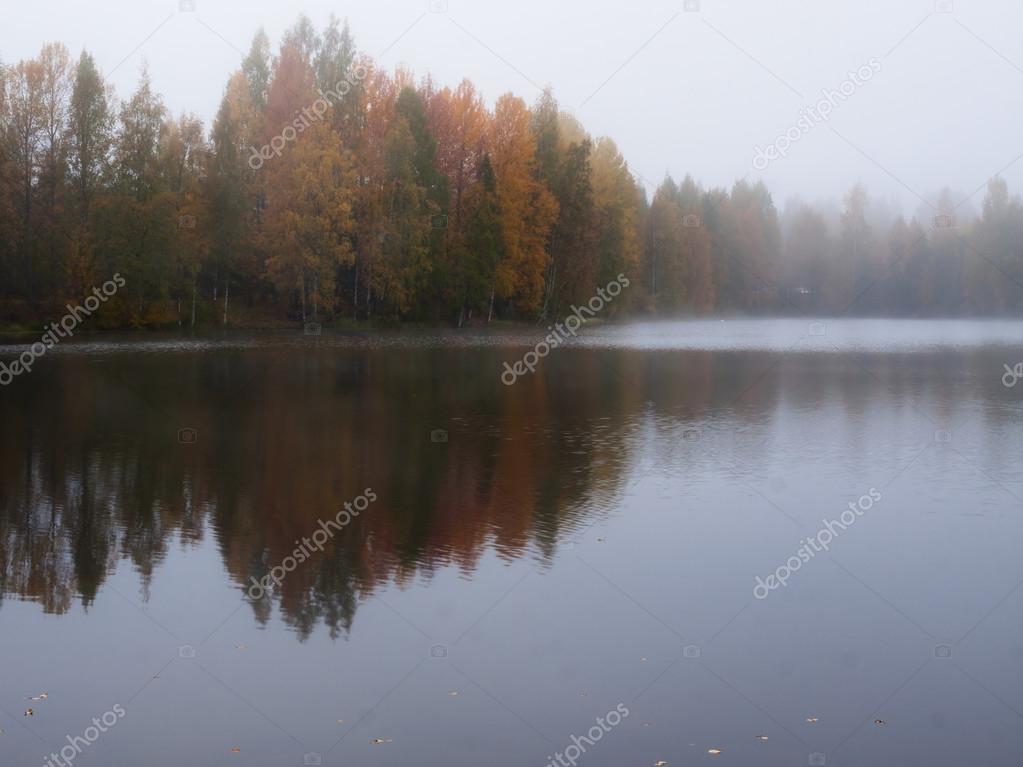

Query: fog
[{"left": 4, "top": 0, "right": 1021, "bottom": 211}]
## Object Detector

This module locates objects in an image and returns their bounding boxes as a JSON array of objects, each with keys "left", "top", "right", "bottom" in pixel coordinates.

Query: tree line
[{"left": 1, "top": 16, "right": 1022, "bottom": 328}]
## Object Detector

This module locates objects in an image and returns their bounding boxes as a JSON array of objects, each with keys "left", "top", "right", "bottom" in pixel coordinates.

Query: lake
[{"left": 1, "top": 319, "right": 1022, "bottom": 766}]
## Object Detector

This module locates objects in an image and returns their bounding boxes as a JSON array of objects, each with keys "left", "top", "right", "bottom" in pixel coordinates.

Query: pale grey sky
[{"left": 5, "top": 0, "right": 1022, "bottom": 215}]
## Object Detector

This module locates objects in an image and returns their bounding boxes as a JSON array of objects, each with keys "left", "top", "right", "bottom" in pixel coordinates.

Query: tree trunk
[
  {"left": 223, "top": 280, "right": 230, "bottom": 326},
  {"left": 488, "top": 284, "right": 495, "bottom": 322},
  {"left": 541, "top": 261, "right": 557, "bottom": 320},
  {"left": 353, "top": 260, "right": 359, "bottom": 320},
  {"left": 191, "top": 282, "right": 196, "bottom": 328}
]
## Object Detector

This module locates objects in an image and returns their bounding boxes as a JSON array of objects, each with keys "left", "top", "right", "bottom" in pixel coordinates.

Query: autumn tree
[
  {"left": 456, "top": 153, "right": 504, "bottom": 324},
  {"left": 66, "top": 51, "right": 113, "bottom": 294},
  {"left": 262, "top": 119, "right": 356, "bottom": 322},
  {"left": 487, "top": 93, "right": 556, "bottom": 315},
  {"left": 590, "top": 137, "right": 641, "bottom": 312}
]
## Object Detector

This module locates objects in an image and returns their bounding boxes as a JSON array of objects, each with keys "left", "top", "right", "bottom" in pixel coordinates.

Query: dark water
[{"left": 1, "top": 319, "right": 1022, "bottom": 766}]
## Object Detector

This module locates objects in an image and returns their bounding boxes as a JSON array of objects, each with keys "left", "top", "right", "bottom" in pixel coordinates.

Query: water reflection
[{"left": 2, "top": 327, "right": 1019, "bottom": 642}]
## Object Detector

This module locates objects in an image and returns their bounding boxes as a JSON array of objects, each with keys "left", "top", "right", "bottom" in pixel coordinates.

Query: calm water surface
[{"left": 1, "top": 319, "right": 1022, "bottom": 766}]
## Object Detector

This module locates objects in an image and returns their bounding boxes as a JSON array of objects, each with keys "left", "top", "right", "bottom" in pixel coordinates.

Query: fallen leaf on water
[
  {"left": 806, "top": 717, "right": 819, "bottom": 724},
  {"left": 755, "top": 734, "right": 769, "bottom": 741},
  {"left": 336, "top": 719, "right": 344, "bottom": 724},
  {"left": 640, "top": 656, "right": 647, "bottom": 662},
  {"left": 230, "top": 748, "right": 241, "bottom": 753},
  {"left": 448, "top": 691, "right": 458, "bottom": 697},
  {"left": 235, "top": 644, "right": 247, "bottom": 650},
  {"left": 596, "top": 538, "right": 605, "bottom": 543},
  {"left": 707, "top": 748, "right": 723, "bottom": 755},
  {"left": 654, "top": 761, "right": 668, "bottom": 766},
  {"left": 371, "top": 738, "right": 392, "bottom": 744},
  {"left": 28, "top": 693, "right": 48, "bottom": 701},
  {"left": 24, "top": 709, "right": 33, "bottom": 717},
  {"left": 874, "top": 719, "right": 886, "bottom": 726}
]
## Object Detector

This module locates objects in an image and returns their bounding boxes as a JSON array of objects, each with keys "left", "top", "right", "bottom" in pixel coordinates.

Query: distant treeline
[{"left": 1, "top": 16, "right": 1021, "bottom": 328}]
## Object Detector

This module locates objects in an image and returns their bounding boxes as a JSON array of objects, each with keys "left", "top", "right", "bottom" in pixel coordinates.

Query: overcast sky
[{"left": 5, "top": 0, "right": 1022, "bottom": 216}]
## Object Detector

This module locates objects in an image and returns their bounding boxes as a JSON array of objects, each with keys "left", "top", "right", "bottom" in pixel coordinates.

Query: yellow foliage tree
[
  {"left": 262, "top": 119, "right": 356, "bottom": 321},
  {"left": 488, "top": 94, "right": 558, "bottom": 314}
]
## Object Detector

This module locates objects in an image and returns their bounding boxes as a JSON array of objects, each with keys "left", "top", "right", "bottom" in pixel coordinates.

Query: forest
[{"left": 1, "top": 15, "right": 1022, "bottom": 328}]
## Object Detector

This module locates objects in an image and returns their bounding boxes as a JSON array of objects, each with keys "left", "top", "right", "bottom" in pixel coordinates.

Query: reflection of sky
[{"left": 2, "top": 323, "right": 1023, "bottom": 766}]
